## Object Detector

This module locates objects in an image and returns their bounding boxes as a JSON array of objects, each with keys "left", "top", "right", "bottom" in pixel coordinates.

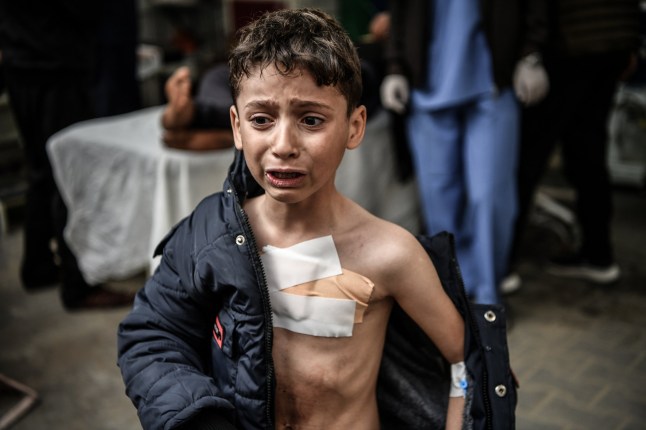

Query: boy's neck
[{"left": 247, "top": 192, "right": 346, "bottom": 248}]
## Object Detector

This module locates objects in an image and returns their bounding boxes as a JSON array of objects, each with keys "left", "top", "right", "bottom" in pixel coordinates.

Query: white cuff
[{"left": 450, "top": 361, "right": 468, "bottom": 398}]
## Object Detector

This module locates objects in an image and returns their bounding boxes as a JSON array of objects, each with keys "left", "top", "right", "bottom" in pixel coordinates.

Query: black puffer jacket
[{"left": 117, "top": 150, "right": 517, "bottom": 429}]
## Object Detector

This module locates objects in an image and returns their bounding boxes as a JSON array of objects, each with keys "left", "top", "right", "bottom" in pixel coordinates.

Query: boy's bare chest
[{"left": 271, "top": 305, "right": 389, "bottom": 428}]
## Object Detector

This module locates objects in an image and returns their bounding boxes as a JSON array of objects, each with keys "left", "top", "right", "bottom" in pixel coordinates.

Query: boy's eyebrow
[
  {"left": 243, "top": 98, "right": 334, "bottom": 112},
  {"left": 290, "top": 98, "right": 334, "bottom": 112},
  {"left": 244, "top": 99, "right": 279, "bottom": 110}
]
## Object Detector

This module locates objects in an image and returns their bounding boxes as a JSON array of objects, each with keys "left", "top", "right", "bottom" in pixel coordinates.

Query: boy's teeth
[{"left": 273, "top": 172, "right": 299, "bottom": 178}]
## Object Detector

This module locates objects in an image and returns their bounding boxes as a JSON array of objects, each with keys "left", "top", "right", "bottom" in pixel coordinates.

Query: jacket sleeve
[
  {"left": 521, "top": 0, "right": 549, "bottom": 56},
  {"left": 383, "top": 0, "right": 408, "bottom": 77},
  {"left": 382, "top": 0, "right": 431, "bottom": 88},
  {"left": 117, "top": 217, "right": 235, "bottom": 430}
]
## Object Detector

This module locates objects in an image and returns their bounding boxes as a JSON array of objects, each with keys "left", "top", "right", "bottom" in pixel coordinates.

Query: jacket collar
[{"left": 227, "top": 149, "right": 265, "bottom": 201}]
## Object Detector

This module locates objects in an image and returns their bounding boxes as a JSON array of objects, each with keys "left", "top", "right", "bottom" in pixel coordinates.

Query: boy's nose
[{"left": 271, "top": 123, "right": 300, "bottom": 159}]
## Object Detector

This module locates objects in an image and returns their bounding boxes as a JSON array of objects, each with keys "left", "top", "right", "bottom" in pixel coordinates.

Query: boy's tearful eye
[
  {"left": 303, "top": 116, "right": 323, "bottom": 127},
  {"left": 251, "top": 116, "right": 272, "bottom": 128}
]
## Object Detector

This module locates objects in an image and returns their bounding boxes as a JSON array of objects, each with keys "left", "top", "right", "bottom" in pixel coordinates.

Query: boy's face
[{"left": 230, "top": 65, "right": 366, "bottom": 205}]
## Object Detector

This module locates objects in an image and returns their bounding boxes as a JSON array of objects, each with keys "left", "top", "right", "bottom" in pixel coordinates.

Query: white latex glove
[
  {"left": 380, "top": 74, "right": 409, "bottom": 114},
  {"left": 513, "top": 53, "right": 549, "bottom": 106}
]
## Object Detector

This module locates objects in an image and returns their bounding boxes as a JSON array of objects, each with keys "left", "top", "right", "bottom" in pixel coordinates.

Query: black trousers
[
  {"left": 511, "top": 52, "right": 629, "bottom": 266},
  {"left": 5, "top": 69, "right": 96, "bottom": 303}
]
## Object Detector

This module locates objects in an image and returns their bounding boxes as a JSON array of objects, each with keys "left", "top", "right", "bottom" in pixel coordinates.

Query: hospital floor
[{"left": 1, "top": 178, "right": 645, "bottom": 430}]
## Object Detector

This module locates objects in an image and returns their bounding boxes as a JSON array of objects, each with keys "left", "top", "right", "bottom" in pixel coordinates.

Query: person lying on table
[{"left": 161, "top": 62, "right": 235, "bottom": 151}]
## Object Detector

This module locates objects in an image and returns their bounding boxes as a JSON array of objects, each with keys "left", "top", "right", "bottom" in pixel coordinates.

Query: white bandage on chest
[
  {"left": 262, "top": 236, "right": 343, "bottom": 291},
  {"left": 261, "top": 235, "right": 374, "bottom": 338}
]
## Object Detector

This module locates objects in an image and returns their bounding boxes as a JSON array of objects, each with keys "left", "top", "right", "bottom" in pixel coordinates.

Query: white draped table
[{"left": 48, "top": 106, "right": 235, "bottom": 283}]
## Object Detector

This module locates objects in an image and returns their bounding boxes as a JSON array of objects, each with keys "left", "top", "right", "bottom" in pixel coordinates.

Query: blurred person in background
[
  {"left": 508, "top": 0, "right": 641, "bottom": 289},
  {"left": 339, "top": 0, "right": 416, "bottom": 184},
  {"left": 380, "top": 0, "right": 549, "bottom": 304},
  {"left": 94, "top": 0, "right": 140, "bottom": 118},
  {"left": 0, "top": 0, "right": 134, "bottom": 309}
]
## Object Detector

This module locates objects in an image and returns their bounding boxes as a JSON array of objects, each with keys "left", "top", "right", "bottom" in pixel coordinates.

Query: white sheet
[{"left": 48, "top": 106, "right": 235, "bottom": 283}]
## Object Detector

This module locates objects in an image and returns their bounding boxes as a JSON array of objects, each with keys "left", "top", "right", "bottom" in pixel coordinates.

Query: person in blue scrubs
[{"left": 381, "top": 0, "right": 548, "bottom": 303}]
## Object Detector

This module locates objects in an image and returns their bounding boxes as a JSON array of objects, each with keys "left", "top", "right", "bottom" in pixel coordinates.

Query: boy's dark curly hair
[{"left": 228, "top": 8, "right": 363, "bottom": 117}]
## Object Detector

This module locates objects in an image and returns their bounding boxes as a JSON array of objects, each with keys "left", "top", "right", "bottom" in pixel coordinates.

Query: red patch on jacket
[{"left": 213, "top": 316, "right": 224, "bottom": 349}]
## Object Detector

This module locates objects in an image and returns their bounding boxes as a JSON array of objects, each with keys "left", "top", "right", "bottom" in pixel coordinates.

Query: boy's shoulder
[
  {"left": 337, "top": 203, "right": 427, "bottom": 273},
  {"left": 367, "top": 217, "right": 423, "bottom": 259},
  {"left": 340, "top": 197, "right": 418, "bottom": 242},
  {"left": 335, "top": 211, "right": 434, "bottom": 301}
]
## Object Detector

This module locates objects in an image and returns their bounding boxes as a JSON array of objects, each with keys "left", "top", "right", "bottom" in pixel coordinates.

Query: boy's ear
[
  {"left": 230, "top": 105, "right": 243, "bottom": 150},
  {"left": 346, "top": 105, "right": 367, "bottom": 150}
]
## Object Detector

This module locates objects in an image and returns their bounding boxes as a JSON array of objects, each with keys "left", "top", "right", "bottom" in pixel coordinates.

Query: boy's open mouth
[
  {"left": 266, "top": 170, "right": 306, "bottom": 187},
  {"left": 268, "top": 171, "right": 304, "bottom": 179}
]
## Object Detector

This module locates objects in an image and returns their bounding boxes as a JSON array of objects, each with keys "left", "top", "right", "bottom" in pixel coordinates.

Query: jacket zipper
[
  {"left": 233, "top": 188, "right": 275, "bottom": 429},
  {"left": 446, "top": 234, "right": 494, "bottom": 429}
]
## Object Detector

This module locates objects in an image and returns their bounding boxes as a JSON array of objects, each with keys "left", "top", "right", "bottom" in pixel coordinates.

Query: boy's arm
[
  {"left": 162, "top": 66, "right": 195, "bottom": 130},
  {"left": 382, "top": 232, "right": 466, "bottom": 427},
  {"left": 117, "top": 220, "right": 234, "bottom": 430},
  {"left": 386, "top": 234, "right": 464, "bottom": 362},
  {"left": 446, "top": 397, "right": 465, "bottom": 430},
  {"left": 162, "top": 128, "right": 234, "bottom": 151}
]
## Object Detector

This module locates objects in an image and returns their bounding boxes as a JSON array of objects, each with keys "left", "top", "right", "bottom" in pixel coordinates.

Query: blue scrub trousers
[{"left": 407, "top": 89, "right": 519, "bottom": 304}]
